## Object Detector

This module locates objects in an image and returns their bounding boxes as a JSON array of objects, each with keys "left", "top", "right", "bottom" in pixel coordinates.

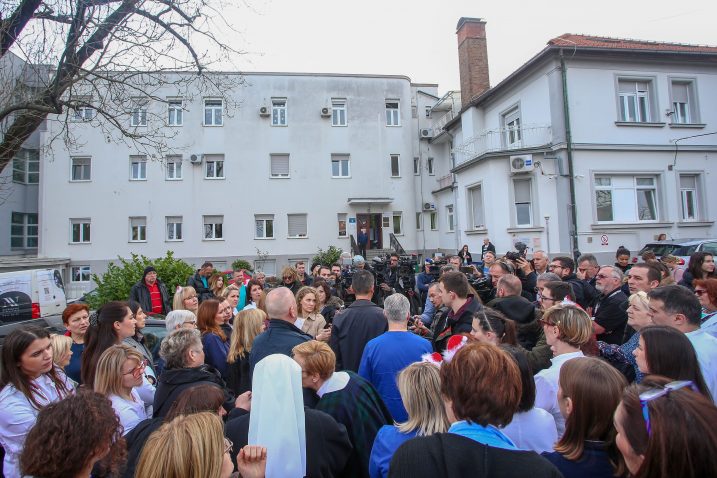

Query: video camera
[
  {"left": 504, "top": 241, "right": 528, "bottom": 261},
  {"left": 373, "top": 253, "right": 419, "bottom": 290}
]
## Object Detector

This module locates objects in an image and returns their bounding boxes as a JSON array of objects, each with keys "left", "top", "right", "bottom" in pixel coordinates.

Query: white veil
[{"left": 248, "top": 354, "right": 307, "bottom": 478}]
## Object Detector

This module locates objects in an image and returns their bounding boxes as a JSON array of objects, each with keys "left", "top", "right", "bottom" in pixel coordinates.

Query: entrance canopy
[{"left": 346, "top": 197, "right": 393, "bottom": 205}]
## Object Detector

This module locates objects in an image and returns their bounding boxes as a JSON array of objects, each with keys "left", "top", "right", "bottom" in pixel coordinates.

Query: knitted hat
[{"left": 143, "top": 266, "right": 157, "bottom": 280}]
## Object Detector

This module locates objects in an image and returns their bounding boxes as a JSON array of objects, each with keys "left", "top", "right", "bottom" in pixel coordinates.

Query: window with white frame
[
  {"left": 393, "top": 212, "right": 403, "bottom": 235},
  {"left": 129, "top": 217, "right": 147, "bottom": 242},
  {"left": 416, "top": 212, "right": 422, "bottom": 230},
  {"left": 331, "top": 154, "right": 350, "bottom": 178},
  {"left": 382, "top": 216, "right": 390, "bottom": 228},
  {"left": 427, "top": 157, "right": 434, "bottom": 175},
  {"left": 70, "top": 218, "right": 91, "bottom": 243},
  {"left": 13, "top": 149, "right": 39, "bottom": 184},
  {"left": 332, "top": 99, "right": 347, "bottom": 126},
  {"left": 447, "top": 205, "right": 455, "bottom": 232},
  {"left": 71, "top": 157, "right": 91, "bottom": 181},
  {"left": 71, "top": 265, "right": 91, "bottom": 282},
  {"left": 130, "top": 100, "right": 148, "bottom": 127},
  {"left": 390, "top": 154, "right": 400, "bottom": 177},
  {"left": 617, "top": 79, "right": 654, "bottom": 123},
  {"left": 270, "top": 154, "right": 290, "bottom": 178},
  {"left": 254, "top": 259, "right": 276, "bottom": 275},
  {"left": 11, "top": 212, "right": 38, "bottom": 248},
  {"left": 203, "top": 215, "right": 223, "bottom": 240},
  {"left": 72, "top": 97, "right": 95, "bottom": 122},
  {"left": 255, "top": 214, "right": 274, "bottom": 239},
  {"left": 272, "top": 98, "right": 287, "bottom": 126},
  {"left": 679, "top": 174, "right": 700, "bottom": 221},
  {"left": 429, "top": 211, "right": 437, "bottom": 230},
  {"left": 513, "top": 179, "right": 533, "bottom": 226},
  {"left": 287, "top": 213, "right": 307, "bottom": 238},
  {"left": 165, "top": 155, "right": 182, "bottom": 180},
  {"left": 502, "top": 106, "right": 522, "bottom": 147},
  {"left": 595, "top": 175, "right": 659, "bottom": 223},
  {"left": 468, "top": 184, "right": 485, "bottom": 229},
  {"left": 168, "top": 99, "right": 183, "bottom": 126},
  {"left": 204, "top": 99, "right": 223, "bottom": 126},
  {"left": 385, "top": 100, "right": 400, "bottom": 126},
  {"left": 204, "top": 154, "right": 225, "bottom": 179},
  {"left": 166, "top": 216, "right": 183, "bottom": 241},
  {"left": 413, "top": 157, "right": 420, "bottom": 175},
  {"left": 337, "top": 213, "right": 347, "bottom": 237},
  {"left": 129, "top": 155, "right": 147, "bottom": 180},
  {"left": 670, "top": 80, "right": 697, "bottom": 124}
]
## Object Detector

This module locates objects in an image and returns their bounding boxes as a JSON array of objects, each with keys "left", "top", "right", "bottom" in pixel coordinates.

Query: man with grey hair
[
  {"left": 250, "top": 287, "right": 312, "bottom": 373},
  {"left": 593, "top": 265, "right": 629, "bottom": 345},
  {"left": 532, "top": 250, "right": 549, "bottom": 275},
  {"left": 330, "top": 269, "right": 387, "bottom": 372},
  {"left": 358, "top": 293, "right": 431, "bottom": 421}
]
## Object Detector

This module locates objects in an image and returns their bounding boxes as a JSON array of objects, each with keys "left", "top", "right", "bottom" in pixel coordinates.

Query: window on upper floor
[
  {"left": 679, "top": 174, "right": 702, "bottom": 222},
  {"left": 270, "top": 154, "right": 290, "bottom": 178},
  {"left": 204, "top": 98, "right": 223, "bottom": 126},
  {"left": 415, "top": 212, "right": 422, "bottom": 230},
  {"left": 287, "top": 213, "right": 307, "bottom": 238},
  {"left": 332, "top": 99, "right": 347, "bottom": 126},
  {"left": 203, "top": 215, "right": 223, "bottom": 240},
  {"left": 70, "top": 218, "right": 91, "bottom": 243},
  {"left": 386, "top": 100, "right": 400, "bottom": 126},
  {"left": 392, "top": 212, "right": 403, "bottom": 235},
  {"left": 427, "top": 157, "right": 434, "bottom": 175},
  {"left": 13, "top": 149, "right": 39, "bottom": 184},
  {"left": 331, "top": 154, "right": 350, "bottom": 178},
  {"left": 129, "top": 217, "right": 147, "bottom": 242},
  {"left": 595, "top": 175, "right": 659, "bottom": 223},
  {"left": 390, "top": 154, "right": 400, "bottom": 177},
  {"left": 204, "top": 154, "right": 225, "bottom": 179},
  {"left": 670, "top": 80, "right": 698, "bottom": 125},
  {"left": 166, "top": 216, "right": 183, "bottom": 241},
  {"left": 413, "top": 157, "right": 420, "bottom": 176},
  {"left": 165, "top": 155, "right": 182, "bottom": 180},
  {"left": 168, "top": 98, "right": 183, "bottom": 126},
  {"left": 130, "top": 99, "right": 148, "bottom": 127},
  {"left": 617, "top": 79, "right": 656, "bottom": 123},
  {"left": 467, "top": 184, "right": 485, "bottom": 230},
  {"left": 71, "top": 157, "right": 91, "bottom": 181},
  {"left": 255, "top": 214, "right": 274, "bottom": 239},
  {"left": 11, "top": 212, "right": 38, "bottom": 249},
  {"left": 272, "top": 98, "right": 287, "bottom": 126},
  {"left": 513, "top": 179, "right": 533, "bottom": 227},
  {"left": 502, "top": 106, "right": 522, "bottom": 148},
  {"left": 129, "top": 155, "right": 147, "bottom": 181},
  {"left": 429, "top": 211, "right": 438, "bottom": 231},
  {"left": 446, "top": 205, "right": 455, "bottom": 232},
  {"left": 72, "top": 97, "right": 95, "bottom": 122}
]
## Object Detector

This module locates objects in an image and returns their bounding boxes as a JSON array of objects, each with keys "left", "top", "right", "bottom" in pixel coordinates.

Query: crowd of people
[{"left": 1, "top": 246, "right": 717, "bottom": 478}]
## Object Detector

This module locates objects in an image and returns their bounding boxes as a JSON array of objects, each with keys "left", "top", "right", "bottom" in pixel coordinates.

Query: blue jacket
[
  {"left": 249, "top": 319, "right": 312, "bottom": 374},
  {"left": 202, "top": 332, "right": 230, "bottom": 380},
  {"left": 415, "top": 272, "right": 434, "bottom": 294}
]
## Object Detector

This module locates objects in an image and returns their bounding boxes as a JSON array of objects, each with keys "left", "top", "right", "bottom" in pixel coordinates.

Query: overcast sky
[{"left": 226, "top": 0, "right": 715, "bottom": 94}]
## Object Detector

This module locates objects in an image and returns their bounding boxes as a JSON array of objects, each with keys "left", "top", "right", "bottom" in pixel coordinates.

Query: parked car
[
  {"left": 67, "top": 288, "right": 98, "bottom": 305},
  {"left": 0, "top": 318, "right": 65, "bottom": 349},
  {"left": 0, "top": 269, "right": 67, "bottom": 324},
  {"left": 639, "top": 238, "right": 717, "bottom": 266}
]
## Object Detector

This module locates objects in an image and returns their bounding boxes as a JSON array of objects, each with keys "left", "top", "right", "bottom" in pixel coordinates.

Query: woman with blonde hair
[
  {"left": 222, "top": 284, "right": 241, "bottom": 316},
  {"left": 209, "top": 273, "right": 226, "bottom": 298},
  {"left": 173, "top": 285, "right": 199, "bottom": 315},
  {"left": 534, "top": 303, "right": 594, "bottom": 436},
  {"left": 226, "top": 308, "right": 267, "bottom": 394},
  {"left": 50, "top": 334, "right": 73, "bottom": 371},
  {"left": 94, "top": 344, "right": 149, "bottom": 435},
  {"left": 369, "top": 362, "right": 450, "bottom": 477},
  {"left": 281, "top": 266, "right": 302, "bottom": 294},
  {"left": 135, "top": 411, "right": 236, "bottom": 478},
  {"left": 295, "top": 286, "right": 330, "bottom": 341}
]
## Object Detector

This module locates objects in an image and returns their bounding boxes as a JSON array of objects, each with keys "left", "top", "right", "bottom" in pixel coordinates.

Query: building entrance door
[{"left": 356, "top": 213, "right": 383, "bottom": 252}]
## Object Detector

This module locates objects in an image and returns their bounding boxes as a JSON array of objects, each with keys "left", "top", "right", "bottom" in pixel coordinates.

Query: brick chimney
[{"left": 456, "top": 17, "right": 490, "bottom": 107}]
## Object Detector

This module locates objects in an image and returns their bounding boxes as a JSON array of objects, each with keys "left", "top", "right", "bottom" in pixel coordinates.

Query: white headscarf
[{"left": 249, "top": 354, "right": 307, "bottom": 478}]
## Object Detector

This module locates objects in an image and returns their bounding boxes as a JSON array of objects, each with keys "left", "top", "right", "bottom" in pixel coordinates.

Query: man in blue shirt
[{"left": 359, "top": 294, "right": 432, "bottom": 422}]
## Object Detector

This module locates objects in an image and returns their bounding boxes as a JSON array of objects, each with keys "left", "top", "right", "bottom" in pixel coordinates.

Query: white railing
[
  {"left": 454, "top": 124, "right": 552, "bottom": 166},
  {"left": 436, "top": 174, "right": 453, "bottom": 190},
  {"left": 432, "top": 111, "right": 455, "bottom": 132}
]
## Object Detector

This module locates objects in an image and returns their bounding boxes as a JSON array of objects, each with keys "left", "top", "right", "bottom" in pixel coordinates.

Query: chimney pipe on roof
[{"left": 456, "top": 17, "right": 490, "bottom": 107}]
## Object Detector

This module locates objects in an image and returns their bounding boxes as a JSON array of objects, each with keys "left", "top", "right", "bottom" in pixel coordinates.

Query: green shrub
[
  {"left": 89, "top": 251, "right": 195, "bottom": 309},
  {"left": 312, "top": 245, "right": 343, "bottom": 267},
  {"left": 231, "top": 259, "right": 253, "bottom": 272}
]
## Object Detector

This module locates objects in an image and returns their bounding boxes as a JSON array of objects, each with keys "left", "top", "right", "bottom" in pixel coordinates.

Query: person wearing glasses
[
  {"left": 614, "top": 376, "right": 717, "bottom": 477},
  {"left": 694, "top": 278, "right": 717, "bottom": 337},
  {"left": 646, "top": 285, "right": 717, "bottom": 400},
  {"left": 548, "top": 257, "right": 597, "bottom": 310},
  {"left": 94, "top": 344, "right": 149, "bottom": 435},
  {"left": 534, "top": 304, "right": 594, "bottom": 437},
  {"left": 593, "top": 266, "right": 629, "bottom": 346}
]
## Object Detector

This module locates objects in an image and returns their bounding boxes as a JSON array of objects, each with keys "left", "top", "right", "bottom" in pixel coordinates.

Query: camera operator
[
  {"left": 416, "top": 259, "right": 437, "bottom": 305},
  {"left": 379, "top": 253, "right": 404, "bottom": 297},
  {"left": 487, "top": 259, "right": 536, "bottom": 303}
]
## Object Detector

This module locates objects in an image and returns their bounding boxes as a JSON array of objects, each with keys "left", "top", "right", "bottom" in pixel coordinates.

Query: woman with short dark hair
[
  {"left": 19, "top": 390, "right": 125, "bottom": 478},
  {"left": 389, "top": 343, "right": 562, "bottom": 478},
  {"left": 0, "top": 325, "right": 74, "bottom": 477}
]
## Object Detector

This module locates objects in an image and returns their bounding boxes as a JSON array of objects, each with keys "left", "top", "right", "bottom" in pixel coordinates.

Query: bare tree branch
[{"left": 0, "top": 0, "right": 43, "bottom": 56}]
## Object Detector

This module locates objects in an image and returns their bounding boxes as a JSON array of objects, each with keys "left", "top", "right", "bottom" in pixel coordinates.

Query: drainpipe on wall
[
  {"left": 560, "top": 50, "right": 580, "bottom": 260},
  {"left": 447, "top": 131, "right": 460, "bottom": 255}
]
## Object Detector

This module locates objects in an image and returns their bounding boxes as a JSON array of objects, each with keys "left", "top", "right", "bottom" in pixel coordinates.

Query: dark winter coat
[{"left": 129, "top": 279, "right": 171, "bottom": 315}]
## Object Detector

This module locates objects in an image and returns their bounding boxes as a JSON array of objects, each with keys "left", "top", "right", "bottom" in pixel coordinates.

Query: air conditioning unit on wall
[
  {"left": 259, "top": 106, "right": 270, "bottom": 117},
  {"left": 420, "top": 128, "right": 433, "bottom": 139},
  {"left": 189, "top": 154, "right": 203, "bottom": 164},
  {"left": 422, "top": 202, "right": 436, "bottom": 211},
  {"left": 510, "top": 154, "right": 534, "bottom": 173},
  {"left": 320, "top": 107, "right": 331, "bottom": 117}
]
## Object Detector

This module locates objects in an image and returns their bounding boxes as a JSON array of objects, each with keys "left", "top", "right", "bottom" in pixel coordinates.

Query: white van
[{"left": 0, "top": 269, "right": 67, "bottom": 324}]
